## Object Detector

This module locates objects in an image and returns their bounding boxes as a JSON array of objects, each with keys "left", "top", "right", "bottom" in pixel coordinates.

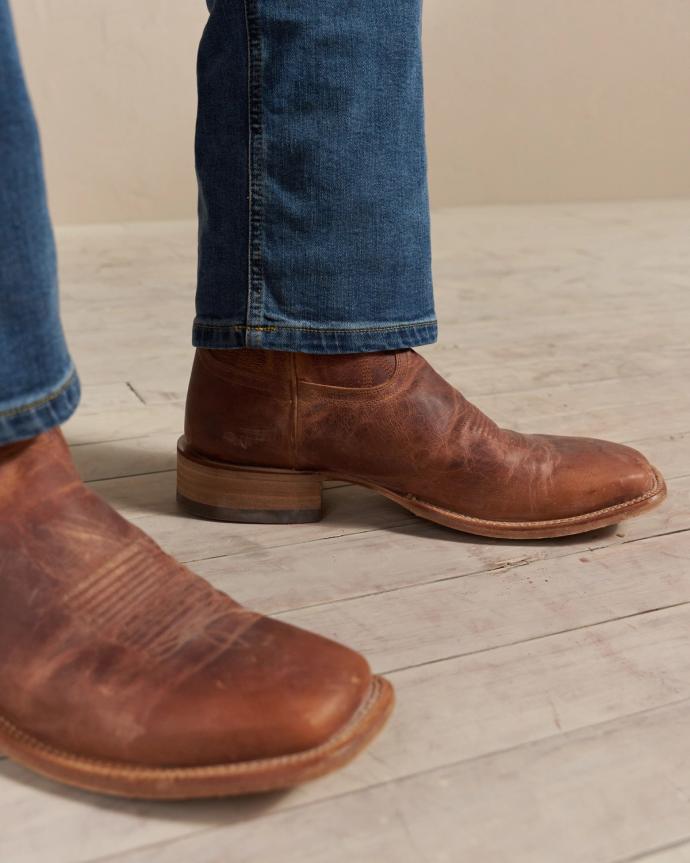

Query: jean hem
[
  {"left": 0, "top": 367, "right": 81, "bottom": 445},
  {"left": 192, "top": 319, "right": 438, "bottom": 353}
]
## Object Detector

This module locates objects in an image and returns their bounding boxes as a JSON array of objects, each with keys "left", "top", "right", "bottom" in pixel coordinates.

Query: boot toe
[
  {"left": 574, "top": 439, "right": 659, "bottom": 511},
  {"left": 538, "top": 435, "right": 662, "bottom": 520},
  {"left": 607, "top": 444, "right": 660, "bottom": 504},
  {"left": 135, "top": 617, "right": 375, "bottom": 768}
]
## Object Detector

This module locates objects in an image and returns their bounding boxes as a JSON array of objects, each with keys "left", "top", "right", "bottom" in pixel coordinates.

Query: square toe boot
[
  {"left": 177, "top": 348, "right": 667, "bottom": 539},
  {"left": 0, "top": 430, "right": 393, "bottom": 799}
]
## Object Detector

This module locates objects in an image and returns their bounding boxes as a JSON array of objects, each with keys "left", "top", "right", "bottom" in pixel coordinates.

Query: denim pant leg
[
  {"left": 0, "top": 0, "right": 80, "bottom": 444},
  {"left": 194, "top": 0, "right": 437, "bottom": 353}
]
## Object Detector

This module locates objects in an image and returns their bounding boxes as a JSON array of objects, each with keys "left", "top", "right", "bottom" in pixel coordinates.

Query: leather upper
[
  {"left": 0, "top": 429, "right": 371, "bottom": 766},
  {"left": 186, "top": 347, "right": 660, "bottom": 523}
]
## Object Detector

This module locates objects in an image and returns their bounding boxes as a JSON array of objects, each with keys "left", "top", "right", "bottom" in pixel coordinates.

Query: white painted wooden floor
[{"left": 2, "top": 201, "right": 690, "bottom": 863}]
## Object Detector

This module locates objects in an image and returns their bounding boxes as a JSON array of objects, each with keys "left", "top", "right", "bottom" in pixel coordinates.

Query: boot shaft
[
  {"left": 183, "top": 348, "right": 298, "bottom": 468},
  {"left": 183, "top": 348, "right": 400, "bottom": 469}
]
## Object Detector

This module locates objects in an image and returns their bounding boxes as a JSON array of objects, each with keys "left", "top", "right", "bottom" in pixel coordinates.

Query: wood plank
[
  {"left": 77, "top": 383, "right": 143, "bottom": 415},
  {"left": 70, "top": 433, "right": 180, "bottom": 482},
  {"left": 475, "top": 375, "right": 690, "bottom": 427},
  {"left": 62, "top": 404, "right": 184, "bottom": 447},
  {"left": 275, "top": 530, "right": 690, "bottom": 672},
  {"left": 86, "top": 699, "right": 690, "bottom": 863}
]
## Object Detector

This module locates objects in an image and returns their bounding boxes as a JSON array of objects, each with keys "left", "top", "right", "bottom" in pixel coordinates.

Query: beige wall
[
  {"left": 423, "top": 0, "right": 690, "bottom": 207},
  {"left": 12, "top": 0, "right": 690, "bottom": 224}
]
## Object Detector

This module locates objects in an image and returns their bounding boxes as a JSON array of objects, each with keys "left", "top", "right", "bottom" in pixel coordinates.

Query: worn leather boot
[
  {"left": 178, "top": 348, "right": 666, "bottom": 539},
  {"left": 0, "top": 429, "right": 393, "bottom": 799}
]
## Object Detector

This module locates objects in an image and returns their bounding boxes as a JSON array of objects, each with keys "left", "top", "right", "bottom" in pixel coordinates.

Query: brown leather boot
[
  {"left": 0, "top": 429, "right": 393, "bottom": 799},
  {"left": 178, "top": 348, "right": 666, "bottom": 539}
]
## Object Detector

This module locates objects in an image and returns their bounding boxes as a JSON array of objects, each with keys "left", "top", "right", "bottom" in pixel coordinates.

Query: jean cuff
[
  {"left": 0, "top": 365, "right": 81, "bottom": 445},
  {"left": 192, "top": 319, "right": 438, "bottom": 353}
]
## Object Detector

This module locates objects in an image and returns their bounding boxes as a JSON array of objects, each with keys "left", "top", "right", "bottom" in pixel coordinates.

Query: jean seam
[
  {"left": 194, "top": 320, "right": 437, "bottom": 334},
  {"left": 243, "top": 0, "right": 265, "bottom": 336},
  {"left": 0, "top": 367, "right": 77, "bottom": 419}
]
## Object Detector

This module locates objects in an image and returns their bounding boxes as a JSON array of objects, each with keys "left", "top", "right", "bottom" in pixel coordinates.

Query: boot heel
[{"left": 176, "top": 442, "right": 323, "bottom": 524}]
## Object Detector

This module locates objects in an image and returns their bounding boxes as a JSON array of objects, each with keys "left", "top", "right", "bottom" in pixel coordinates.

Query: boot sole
[
  {"left": 177, "top": 438, "right": 667, "bottom": 539},
  {"left": 0, "top": 676, "right": 393, "bottom": 800}
]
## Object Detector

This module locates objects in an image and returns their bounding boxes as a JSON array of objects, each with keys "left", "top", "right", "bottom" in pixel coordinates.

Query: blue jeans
[
  {"left": 0, "top": 0, "right": 435, "bottom": 445},
  {"left": 0, "top": 1, "right": 80, "bottom": 444},
  {"left": 194, "top": 0, "right": 436, "bottom": 352}
]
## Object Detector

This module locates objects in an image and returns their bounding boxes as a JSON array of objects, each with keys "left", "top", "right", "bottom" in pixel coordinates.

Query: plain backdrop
[{"left": 11, "top": 0, "right": 690, "bottom": 225}]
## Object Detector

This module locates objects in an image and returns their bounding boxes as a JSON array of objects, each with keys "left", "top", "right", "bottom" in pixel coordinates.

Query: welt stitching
[
  {"left": 401, "top": 471, "right": 664, "bottom": 528},
  {"left": 0, "top": 369, "right": 77, "bottom": 419}
]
